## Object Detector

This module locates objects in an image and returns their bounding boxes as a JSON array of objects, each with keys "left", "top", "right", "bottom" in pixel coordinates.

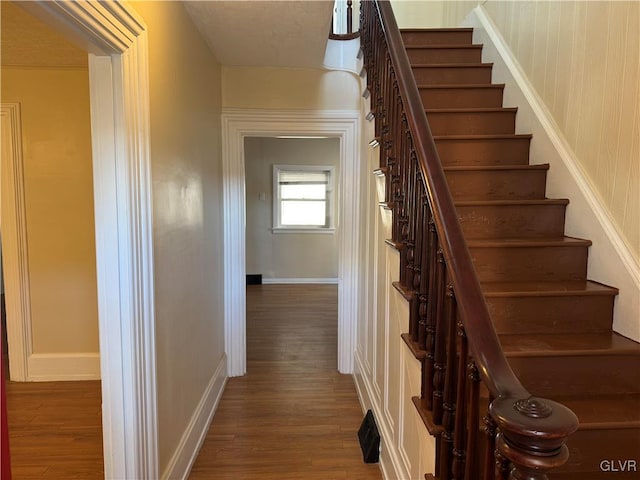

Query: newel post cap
[{"left": 490, "top": 396, "right": 579, "bottom": 469}]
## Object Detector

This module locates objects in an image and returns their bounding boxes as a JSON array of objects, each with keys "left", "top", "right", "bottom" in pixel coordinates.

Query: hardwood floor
[
  {"left": 5, "top": 380, "right": 103, "bottom": 479},
  {"left": 4, "top": 285, "right": 379, "bottom": 479},
  {"left": 189, "top": 284, "right": 381, "bottom": 480}
]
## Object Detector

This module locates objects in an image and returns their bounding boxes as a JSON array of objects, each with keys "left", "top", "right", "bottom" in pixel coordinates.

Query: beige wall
[
  {"left": 1, "top": 67, "right": 99, "bottom": 355},
  {"left": 222, "top": 66, "right": 360, "bottom": 110},
  {"left": 471, "top": 0, "right": 640, "bottom": 261},
  {"left": 245, "top": 137, "right": 340, "bottom": 280},
  {"left": 391, "top": 0, "right": 445, "bottom": 28},
  {"left": 131, "top": 2, "right": 225, "bottom": 474}
]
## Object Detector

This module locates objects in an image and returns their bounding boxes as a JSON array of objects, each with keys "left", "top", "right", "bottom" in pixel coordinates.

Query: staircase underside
[{"left": 381, "top": 27, "right": 640, "bottom": 479}]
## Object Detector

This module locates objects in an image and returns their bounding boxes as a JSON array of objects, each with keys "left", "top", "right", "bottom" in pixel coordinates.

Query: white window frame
[{"left": 272, "top": 164, "right": 336, "bottom": 233}]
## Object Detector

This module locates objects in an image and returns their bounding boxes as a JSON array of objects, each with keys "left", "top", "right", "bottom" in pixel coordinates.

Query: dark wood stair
[{"left": 392, "top": 27, "right": 640, "bottom": 478}]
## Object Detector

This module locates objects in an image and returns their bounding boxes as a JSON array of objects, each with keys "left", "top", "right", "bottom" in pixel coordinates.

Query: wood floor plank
[
  {"left": 189, "top": 285, "right": 381, "bottom": 479},
  {"left": 5, "top": 380, "right": 104, "bottom": 479}
]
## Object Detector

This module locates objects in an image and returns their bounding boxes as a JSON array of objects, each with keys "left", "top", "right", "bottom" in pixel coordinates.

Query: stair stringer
[{"left": 463, "top": 5, "right": 640, "bottom": 341}]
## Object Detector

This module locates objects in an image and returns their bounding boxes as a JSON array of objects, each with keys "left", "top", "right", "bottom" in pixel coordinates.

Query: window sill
[{"left": 272, "top": 227, "right": 336, "bottom": 235}]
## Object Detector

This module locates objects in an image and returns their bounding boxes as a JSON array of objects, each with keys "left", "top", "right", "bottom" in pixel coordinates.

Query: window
[{"left": 273, "top": 165, "right": 335, "bottom": 232}]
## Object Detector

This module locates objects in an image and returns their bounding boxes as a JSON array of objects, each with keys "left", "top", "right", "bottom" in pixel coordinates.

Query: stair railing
[{"left": 360, "top": 2, "right": 579, "bottom": 479}]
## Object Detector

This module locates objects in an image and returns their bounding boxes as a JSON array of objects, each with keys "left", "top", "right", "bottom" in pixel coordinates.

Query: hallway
[{"left": 189, "top": 284, "right": 381, "bottom": 479}]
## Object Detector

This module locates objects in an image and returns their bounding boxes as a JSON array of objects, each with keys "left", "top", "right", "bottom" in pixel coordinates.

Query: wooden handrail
[{"left": 362, "top": 1, "right": 578, "bottom": 478}]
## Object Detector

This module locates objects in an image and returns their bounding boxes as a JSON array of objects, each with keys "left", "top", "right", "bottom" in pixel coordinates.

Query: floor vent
[{"left": 358, "top": 409, "right": 380, "bottom": 463}]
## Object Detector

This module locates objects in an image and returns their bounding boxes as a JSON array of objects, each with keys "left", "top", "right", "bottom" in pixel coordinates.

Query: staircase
[{"left": 367, "top": 22, "right": 640, "bottom": 480}]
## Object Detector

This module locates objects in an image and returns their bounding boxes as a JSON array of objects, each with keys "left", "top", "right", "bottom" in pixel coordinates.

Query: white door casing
[
  {"left": 221, "top": 108, "right": 362, "bottom": 377},
  {"left": 20, "top": 2, "right": 158, "bottom": 478}
]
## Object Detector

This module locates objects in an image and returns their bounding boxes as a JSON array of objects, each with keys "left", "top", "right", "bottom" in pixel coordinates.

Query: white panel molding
[
  {"left": 27, "top": 353, "right": 101, "bottom": 381},
  {"left": 28, "top": 2, "right": 158, "bottom": 478},
  {"left": 222, "top": 108, "right": 361, "bottom": 376},
  {"left": 354, "top": 350, "right": 408, "bottom": 480},
  {"left": 261, "top": 277, "right": 339, "bottom": 285},
  {"left": 0, "top": 103, "right": 32, "bottom": 382},
  {"left": 161, "top": 355, "right": 228, "bottom": 480},
  {"left": 467, "top": 5, "right": 640, "bottom": 341}
]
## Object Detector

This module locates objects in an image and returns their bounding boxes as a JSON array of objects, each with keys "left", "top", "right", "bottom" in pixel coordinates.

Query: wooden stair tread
[
  {"left": 412, "top": 62, "right": 493, "bottom": 68},
  {"left": 434, "top": 133, "right": 532, "bottom": 140},
  {"left": 419, "top": 83, "right": 505, "bottom": 89},
  {"left": 557, "top": 393, "right": 640, "bottom": 429},
  {"left": 405, "top": 44, "right": 482, "bottom": 50},
  {"left": 467, "top": 236, "right": 592, "bottom": 248},
  {"left": 481, "top": 280, "right": 619, "bottom": 297},
  {"left": 455, "top": 198, "right": 569, "bottom": 206},
  {"left": 499, "top": 332, "right": 640, "bottom": 357},
  {"left": 426, "top": 107, "right": 517, "bottom": 113},
  {"left": 401, "top": 28, "right": 474, "bottom": 32},
  {"left": 444, "top": 163, "right": 548, "bottom": 172}
]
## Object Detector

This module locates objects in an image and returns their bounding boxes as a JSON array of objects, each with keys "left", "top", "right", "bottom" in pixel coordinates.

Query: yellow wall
[
  {"left": 477, "top": 1, "right": 640, "bottom": 261},
  {"left": 130, "top": 2, "right": 225, "bottom": 474},
  {"left": 1, "top": 67, "right": 99, "bottom": 354},
  {"left": 222, "top": 66, "right": 360, "bottom": 110}
]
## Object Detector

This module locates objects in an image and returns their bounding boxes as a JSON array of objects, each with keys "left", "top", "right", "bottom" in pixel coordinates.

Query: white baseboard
[
  {"left": 353, "top": 350, "right": 407, "bottom": 480},
  {"left": 261, "top": 277, "right": 339, "bottom": 284},
  {"left": 466, "top": 5, "right": 640, "bottom": 341},
  {"left": 161, "top": 354, "right": 228, "bottom": 480},
  {"left": 27, "top": 353, "right": 101, "bottom": 381}
]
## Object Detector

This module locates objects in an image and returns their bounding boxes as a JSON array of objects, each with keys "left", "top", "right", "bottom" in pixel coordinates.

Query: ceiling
[
  {"left": 183, "top": 1, "right": 334, "bottom": 68},
  {"left": 0, "top": 1, "right": 88, "bottom": 68},
  {"left": 1, "top": 1, "right": 334, "bottom": 70}
]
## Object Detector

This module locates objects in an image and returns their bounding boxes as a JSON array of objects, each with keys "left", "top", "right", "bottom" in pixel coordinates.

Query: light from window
[{"left": 273, "top": 166, "right": 335, "bottom": 231}]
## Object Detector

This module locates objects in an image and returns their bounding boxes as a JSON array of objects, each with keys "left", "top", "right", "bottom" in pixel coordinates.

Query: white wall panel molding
[
  {"left": 222, "top": 108, "right": 362, "bottom": 376},
  {"left": 354, "top": 350, "right": 408, "bottom": 480},
  {"left": 0, "top": 103, "right": 32, "bottom": 382},
  {"left": 161, "top": 355, "right": 228, "bottom": 480},
  {"left": 28, "top": 2, "right": 159, "bottom": 477},
  {"left": 467, "top": 5, "right": 640, "bottom": 341}
]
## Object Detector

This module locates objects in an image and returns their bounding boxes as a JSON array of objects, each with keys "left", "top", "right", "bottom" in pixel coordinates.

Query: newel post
[{"left": 490, "top": 396, "right": 579, "bottom": 480}]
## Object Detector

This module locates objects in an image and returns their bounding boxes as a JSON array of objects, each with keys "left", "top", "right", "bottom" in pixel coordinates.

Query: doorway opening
[
  {"left": 1, "top": 1, "right": 157, "bottom": 477},
  {"left": 222, "top": 109, "right": 362, "bottom": 378}
]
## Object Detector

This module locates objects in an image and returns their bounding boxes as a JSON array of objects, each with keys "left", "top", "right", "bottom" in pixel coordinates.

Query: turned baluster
[
  {"left": 482, "top": 403, "right": 499, "bottom": 480},
  {"left": 439, "top": 283, "right": 457, "bottom": 479},
  {"left": 431, "top": 247, "right": 447, "bottom": 424},
  {"left": 464, "top": 361, "right": 480, "bottom": 480},
  {"left": 421, "top": 216, "right": 437, "bottom": 409},
  {"left": 410, "top": 175, "right": 425, "bottom": 343},
  {"left": 452, "top": 319, "right": 467, "bottom": 480}
]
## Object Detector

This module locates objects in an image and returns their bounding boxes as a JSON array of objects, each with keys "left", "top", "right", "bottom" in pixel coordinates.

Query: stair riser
[
  {"left": 553, "top": 428, "right": 640, "bottom": 477},
  {"left": 470, "top": 246, "right": 588, "bottom": 283},
  {"left": 509, "top": 354, "right": 640, "bottom": 396},
  {"left": 435, "top": 137, "right": 531, "bottom": 166},
  {"left": 445, "top": 169, "right": 547, "bottom": 200},
  {"left": 412, "top": 66, "right": 492, "bottom": 85},
  {"left": 406, "top": 47, "right": 482, "bottom": 64},
  {"left": 486, "top": 295, "right": 615, "bottom": 335},
  {"left": 427, "top": 110, "right": 516, "bottom": 135},
  {"left": 401, "top": 30, "right": 473, "bottom": 46},
  {"left": 420, "top": 87, "right": 504, "bottom": 109},
  {"left": 456, "top": 204, "right": 567, "bottom": 239}
]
